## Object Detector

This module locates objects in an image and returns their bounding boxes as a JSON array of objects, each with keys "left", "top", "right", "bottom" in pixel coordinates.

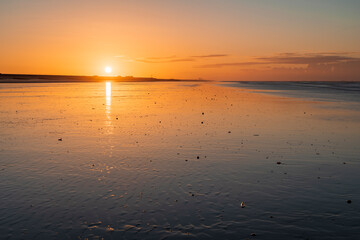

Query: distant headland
[{"left": 0, "top": 74, "right": 210, "bottom": 83}]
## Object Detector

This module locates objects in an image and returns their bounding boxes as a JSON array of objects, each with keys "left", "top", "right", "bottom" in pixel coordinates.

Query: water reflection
[
  {"left": 105, "top": 81, "right": 113, "bottom": 134},
  {"left": 106, "top": 81, "right": 111, "bottom": 108}
]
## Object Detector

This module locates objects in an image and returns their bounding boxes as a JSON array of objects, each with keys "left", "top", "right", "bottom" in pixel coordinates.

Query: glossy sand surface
[{"left": 0, "top": 82, "right": 360, "bottom": 239}]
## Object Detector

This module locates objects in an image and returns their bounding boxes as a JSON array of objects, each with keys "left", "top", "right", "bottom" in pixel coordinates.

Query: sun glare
[{"left": 105, "top": 66, "right": 112, "bottom": 74}]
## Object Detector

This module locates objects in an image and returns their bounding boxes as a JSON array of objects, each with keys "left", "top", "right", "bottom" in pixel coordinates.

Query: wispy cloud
[
  {"left": 256, "top": 54, "right": 355, "bottom": 65},
  {"left": 115, "top": 54, "right": 228, "bottom": 64},
  {"left": 191, "top": 54, "right": 229, "bottom": 58},
  {"left": 307, "top": 51, "right": 359, "bottom": 56},
  {"left": 145, "top": 55, "right": 177, "bottom": 60},
  {"left": 198, "top": 52, "right": 360, "bottom": 68},
  {"left": 197, "top": 62, "right": 266, "bottom": 68},
  {"left": 135, "top": 58, "right": 195, "bottom": 63},
  {"left": 114, "top": 55, "right": 134, "bottom": 62}
]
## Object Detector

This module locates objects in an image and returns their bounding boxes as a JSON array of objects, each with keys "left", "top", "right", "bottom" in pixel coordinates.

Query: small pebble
[
  {"left": 276, "top": 161, "right": 282, "bottom": 165},
  {"left": 106, "top": 226, "right": 114, "bottom": 232},
  {"left": 250, "top": 233, "right": 256, "bottom": 236}
]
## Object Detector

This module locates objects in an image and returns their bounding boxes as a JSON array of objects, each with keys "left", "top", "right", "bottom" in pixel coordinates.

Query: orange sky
[{"left": 1, "top": 0, "right": 360, "bottom": 81}]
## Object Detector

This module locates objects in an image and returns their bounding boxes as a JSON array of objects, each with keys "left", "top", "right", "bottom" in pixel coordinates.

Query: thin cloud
[
  {"left": 117, "top": 54, "right": 228, "bottom": 63},
  {"left": 135, "top": 58, "right": 195, "bottom": 63},
  {"left": 256, "top": 55, "right": 356, "bottom": 65},
  {"left": 191, "top": 54, "right": 229, "bottom": 58},
  {"left": 198, "top": 52, "right": 360, "bottom": 68},
  {"left": 114, "top": 55, "right": 135, "bottom": 62},
  {"left": 198, "top": 62, "right": 266, "bottom": 68},
  {"left": 308, "top": 51, "right": 359, "bottom": 56},
  {"left": 145, "top": 55, "right": 177, "bottom": 60}
]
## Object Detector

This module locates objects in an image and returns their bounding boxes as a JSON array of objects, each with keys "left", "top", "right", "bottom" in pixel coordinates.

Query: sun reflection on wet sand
[
  {"left": 106, "top": 81, "right": 111, "bottom": 109},
  {"left": 105, "top": 81, "right": 113, "bottom": 134}
]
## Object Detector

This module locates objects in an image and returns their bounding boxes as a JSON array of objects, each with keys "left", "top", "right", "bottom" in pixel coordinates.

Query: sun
[{"left": 105, "top": 66, "right": 112, "bottom": 74}]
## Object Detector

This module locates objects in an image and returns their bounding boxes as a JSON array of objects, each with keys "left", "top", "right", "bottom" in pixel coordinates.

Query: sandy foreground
[{"left": 0, "top": 81, "right": 359, "bottom": 239}]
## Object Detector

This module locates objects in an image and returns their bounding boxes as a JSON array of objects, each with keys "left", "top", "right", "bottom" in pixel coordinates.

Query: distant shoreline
[
  {"left": 1, "top": 74, "right": 359, "bottom": 83},
  {"left": 0, "top": 74, "right": 210, "bottom": 83}
]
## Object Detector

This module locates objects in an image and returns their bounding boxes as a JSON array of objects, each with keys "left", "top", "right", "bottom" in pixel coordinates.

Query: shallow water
[
  {"left": 223, "top": 81, "right": 360, "bottom": 104},
  {"left": 0, "top": 82, "right": 360, "bottom": 239}
]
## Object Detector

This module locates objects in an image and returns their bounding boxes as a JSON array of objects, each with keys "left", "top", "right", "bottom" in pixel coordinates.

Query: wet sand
[{"left": 0, "top": 82, "right": 359, "bottom": 239}]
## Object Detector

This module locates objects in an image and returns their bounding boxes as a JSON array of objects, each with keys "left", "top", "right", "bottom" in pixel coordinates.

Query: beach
[{"left": 0, "top": 81, "right": 359, "bottom": 239}]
